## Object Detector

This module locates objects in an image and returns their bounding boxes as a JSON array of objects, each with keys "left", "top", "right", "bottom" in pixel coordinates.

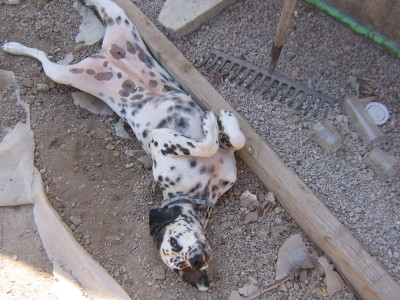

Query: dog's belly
[
  {"left": 153, "top": 150, "right": 237, "bottom": 203},
  {"left": 119, "top": 94, "right": 204, "bottom": 155}
]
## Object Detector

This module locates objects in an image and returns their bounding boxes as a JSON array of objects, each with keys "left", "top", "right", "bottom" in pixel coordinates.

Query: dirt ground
[{"left": 0, "top": 0, "right": 398, "bottom": 300}]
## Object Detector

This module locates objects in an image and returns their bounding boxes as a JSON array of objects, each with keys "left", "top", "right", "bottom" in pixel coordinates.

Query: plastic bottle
[
  {"left": 342, "top": 96, "right": 386, "bottom": 149},
  {"left": 364, "top": 148, "right": 399, "bottom": 180},
  {"left": 309, "top": 119, "right": 342, "bottom": 153}
]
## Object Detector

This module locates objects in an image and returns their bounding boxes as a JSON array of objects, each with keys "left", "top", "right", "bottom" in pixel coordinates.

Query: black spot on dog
[
  {"left": 126, "top": 41, "right": 136, "bottom": 54},
  {"left": 188, "top": 182, "right": 202, "bottom": 194},
  {"left": 69, "top": 68, "right": 84, "bottom": 74},
  {"left": 187, "top": 142, "right": 195, "bottom": 148},
  {"left": 149, "top": 71, "right": 156, "bottom": 77},
  {"left": 131, "top": 94, "right": 144, "bottom": 100},
  {"left": 200, "top": 165, "right": 215, "bottom": 175},
  {"left": 131, "top": 29, "right": 139, "bottom": 41},
  {"left": 117, "top": 72, "right": 122, "bottom": 79},
  {"left": 106, "top": 17, "right": 114, "bottom": 26},
  {"left": 119, "top": 90, "right": 130, "bottom": 97},
  {"left": 86, "top": 69, "right": 95, "bottom": 75},
  {"left": 162, "top": 84, "right": 181, "bottom": 93},
  {"left": 103, "top": 61, "right": 109, "bottom": 68},
  {"left": 122, "top": 79, "right": 136, "bottom": 93},
  {"left": 115, "top": 16, "right": 122, "bottom": 24},
  {"left": 120, "top": 108, "right": 126, "bottom": 115},
  {"left": 94, "top": 72, "right": 113, "bottom": 81},
  {"left": 170, "top": 166, "right": 175, "bottom": 170},
  {"left": 110, "top": 44, "right": 126, "bottom": 59},
  {"left": 149, "top": 80, "right": 158, "bottom": 88},
  {"left": 154, "top": 141, "right": 158, "bottom": 147},
  {"left": 189, "top": 159, "right": 197, "bottom": 168},
  {"left": 142, "top": 129, "right": 149, "bottom": 138},
  {"left": 134, "top": 42, "right": 154, "bottom": 69}
]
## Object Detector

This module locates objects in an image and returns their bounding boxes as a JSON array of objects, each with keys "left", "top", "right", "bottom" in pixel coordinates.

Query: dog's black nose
[{"left": 189, "top": 254, "right": 205, "bottom": 270}]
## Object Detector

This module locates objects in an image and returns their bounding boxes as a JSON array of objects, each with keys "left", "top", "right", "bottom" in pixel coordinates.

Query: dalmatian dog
[{"left": 2, "top": 0, "right": 245, "bottom": 291}]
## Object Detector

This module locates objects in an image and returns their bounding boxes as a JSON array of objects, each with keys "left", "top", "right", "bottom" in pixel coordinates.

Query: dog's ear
[{"left": 149, "top": 206, "right": 182, "bottom": 237}]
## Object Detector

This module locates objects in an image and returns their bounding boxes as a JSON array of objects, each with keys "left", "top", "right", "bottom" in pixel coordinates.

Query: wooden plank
[
  {"left": 158, "top": 0, "right": 239, "bottom": 38},
  {"left": 114, "top": 0, "right": 400, "bottom": 298}
]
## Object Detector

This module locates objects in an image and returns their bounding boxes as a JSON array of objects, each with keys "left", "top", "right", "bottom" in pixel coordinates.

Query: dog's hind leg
[
  {"left": 150, "top": 111, "right": 220, "bottom": 158},
  {"left": 2, "top": 42, "right": 127, "bottom": 116},
  {"left": 84, "top": 0, "right": 177, "bottom": 88}
]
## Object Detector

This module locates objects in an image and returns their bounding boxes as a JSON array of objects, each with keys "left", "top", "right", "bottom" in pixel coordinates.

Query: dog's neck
[{"left": 167, "top": 203, "right": 213, "bottom": 229}]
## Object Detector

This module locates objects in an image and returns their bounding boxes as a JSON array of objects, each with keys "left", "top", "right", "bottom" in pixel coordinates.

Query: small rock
[
  {"left": 238, "top": 284, "right": 258, "bottom": 297},
  {"left": 230, "top": 227, "right": 243, "bottom": 235},
  {"left": 291, "top": 115, "right": 301, "bottom": 124},
  {"left": 73, "top": 166, "right": 80, "bottom": 173},
  {"left": 70, "top": 215, "right": 82, "bottom": 226},
  {"left": 240, "top": 190, "right": 257, "bottom": 208},
  {"left": 228, "top": 290, "right": 245, "bottom": 300},
  {"left": 152, "top": 266, "right": 165, "bottom": 280},
  {"left": 232, "top": 275, "right": 241, "bottom": 283},
  {"left": 74, "top": 43, "right": 86, "bottom": 52},
  {"left": 113, "top": 150, "right": 120, "bottom": 157},
  {"left": 4, "top": 0, "right": 20, "bottom": 5},
  {"left": 265, "top": 191, "right": 276, "bottom": 203},
  {"left": 258, "top": 230, "right": 269, "bottom": 239},
  {"left": 243, "top": 211, "right": 258, "bottom": 225},
  {"left": 137, "top": 155, "right": 152, "bottom": 169},
  {"left": 22, "top": 78, "right": 34, "bottom": 88},
  {"left": 220, "top": 221, "right": 232, "bottom": 231},
  {"left": 274, "top": 207, "right": 282, "bottom": 214},
  {"left": 94, "top": 162, "right": 102, "bottom": 167},
  {"left": 36, "top": 83, "right": 50, "bottom": 92}
]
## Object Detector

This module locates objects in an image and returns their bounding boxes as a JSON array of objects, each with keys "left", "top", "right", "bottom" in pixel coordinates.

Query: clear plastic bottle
[
  {"left": 364, "top": 148, "right": 399, "bottom": 180},
  {"left": 309, "top": 119, "right": 342, "bottom": 153},
  {"left": 342, "top": 96, "right": 386, "bottom": 149}
]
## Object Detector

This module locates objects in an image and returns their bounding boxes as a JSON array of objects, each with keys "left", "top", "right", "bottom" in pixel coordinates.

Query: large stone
[{"left": 158, "top": 0, "right": 239, "bottom": 38}]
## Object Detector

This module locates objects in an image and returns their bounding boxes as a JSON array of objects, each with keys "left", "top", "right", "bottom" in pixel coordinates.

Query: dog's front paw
[{"left": 202, "top": 111, "right": 218, "bottom": 137}]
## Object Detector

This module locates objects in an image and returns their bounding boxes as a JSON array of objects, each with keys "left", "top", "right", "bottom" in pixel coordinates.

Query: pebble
[
  {"left": 137, "top": 155, "right": 152, "bottom": 169},
  {"left": 240, "top": 190, "right": 257, "bottom": 208},
  {"left": 36, "top": 83, "right": 50, "bottom": 92},
  {"left": 70, "top": 215, "right": 82, "bottom": 226},
  {"left": 152, "top": 266, "right": 165, "bottom": 280},
  {"left": 230, "top": 227, "right": 243, "bottom": 235},
  {"left": 232, "top": 275, "right": 240, "bottom": 283},
  {"left": 22, "top": 78, "right": 34, "bottom": 88},
  {"left": 228, "top": 291, "right": 245, "bottom": 300},
  {"left": 220, "top": 221, "right": 232, "bottom": 231},
  {"left": 113, "top": 150, "right": 120, "bottom": 157},
  {"left": 243, "top": 211, "right": 258, "bottom": 225}
]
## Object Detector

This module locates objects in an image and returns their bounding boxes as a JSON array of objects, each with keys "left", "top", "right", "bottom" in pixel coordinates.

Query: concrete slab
[{"left": 158, "top": 0, "right": 239, "bottom": 38}]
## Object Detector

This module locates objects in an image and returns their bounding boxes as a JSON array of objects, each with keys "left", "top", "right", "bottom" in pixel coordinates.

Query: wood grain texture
[{"left": 114, "top": 0, "right": 400, "bottom": 298}]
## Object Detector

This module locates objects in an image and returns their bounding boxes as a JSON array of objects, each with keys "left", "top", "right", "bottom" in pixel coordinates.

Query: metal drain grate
[{"left": 199, "top": 49, "right": 336, "bottom": 117}]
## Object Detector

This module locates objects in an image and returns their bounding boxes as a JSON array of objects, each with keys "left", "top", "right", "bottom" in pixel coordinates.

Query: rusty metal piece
[{"left": 199, "top": 49, "right": 336, "bottom": 117}]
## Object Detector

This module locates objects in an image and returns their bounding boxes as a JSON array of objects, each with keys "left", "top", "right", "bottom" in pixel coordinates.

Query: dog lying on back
[{"left": 2, "top": 0, "right": 245, "bottom": 290}]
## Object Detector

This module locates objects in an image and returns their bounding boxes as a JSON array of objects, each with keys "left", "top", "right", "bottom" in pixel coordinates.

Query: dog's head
[{"left": 149, "top": 205, "right": 211, "bottom": 290}]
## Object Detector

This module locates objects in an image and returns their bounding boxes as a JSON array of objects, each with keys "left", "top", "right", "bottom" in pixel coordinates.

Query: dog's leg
[
  {"left": 150, "top": 111, "right": 219, "bottom": 158},
  {"left": 218, "top": 110, "right": 246, "bottom": 152},
  {"left": 2, "top": 42, "right": 124, "bottom": 108},
  {"left": 85, "top": 0, "right": 177, "bottom": 88}
]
